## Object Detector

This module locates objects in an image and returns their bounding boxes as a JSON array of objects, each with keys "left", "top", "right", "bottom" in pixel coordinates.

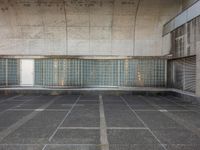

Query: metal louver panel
[
  {"left": 168, "top": 56, "right": 196, "bottom": 93},
  {"left": 184, "top": 57, "right": 196, "bottom": 92}
]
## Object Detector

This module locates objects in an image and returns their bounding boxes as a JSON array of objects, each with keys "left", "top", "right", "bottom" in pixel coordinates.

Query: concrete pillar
[
  {"left": 196, "top": 41, "right": 200, "bottom": 97},
  {"left": 196, "top": 16, "right": 200, "bottom": 97}
]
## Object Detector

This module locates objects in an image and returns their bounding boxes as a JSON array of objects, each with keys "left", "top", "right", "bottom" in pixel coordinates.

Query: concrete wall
[
  {"left": 197, "top": 44, "right": 200, "bottom": 97},
  {"left": 196, "top": 17, "right": 200, "bottom": 97},
  {"left": 0, "top": 0, "right": 180, "bottom": 56},
  {"left": 161, "top": 33, "right": 171, "bottom": 56}
]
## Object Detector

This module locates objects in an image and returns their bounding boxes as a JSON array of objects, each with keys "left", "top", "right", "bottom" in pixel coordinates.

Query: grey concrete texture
[
  {"left": 0, "top": 94, "right": 199, "bottom": 150},
  {"left": 0, "top": 0, "right": 181, "bottom": 56},
  {"left": 196, "top": 40, "right": 200, "bottom": 97}
]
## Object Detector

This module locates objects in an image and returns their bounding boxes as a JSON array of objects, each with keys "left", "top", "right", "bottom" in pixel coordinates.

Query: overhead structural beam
[{"left": 163, "top": 0, "right": 200, "bottom": 36}]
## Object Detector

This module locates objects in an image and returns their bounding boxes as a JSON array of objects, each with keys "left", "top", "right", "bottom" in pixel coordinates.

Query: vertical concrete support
[
  {"left": 196, "top": 16, "right": 200, "bottom": 97},
  {"left": 196, "top": 42, "right": 200, "bottom": 97}
]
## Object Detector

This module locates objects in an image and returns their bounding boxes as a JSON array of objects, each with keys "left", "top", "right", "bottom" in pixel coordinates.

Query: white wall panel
[{"left": 20, "top": 59, "right": 34, "bottom": 86}]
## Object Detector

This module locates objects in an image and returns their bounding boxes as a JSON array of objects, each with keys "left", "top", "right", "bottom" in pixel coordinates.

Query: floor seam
[
  {"left": 0, "top": 96, "right": 57, "bottom": 142},
  {"left": 41, "top": 144, "right": 47, "bottom": 150},
  {"left": 0, "top": 95, "right": 41, "bottom": 116},
  {"left": 8, "top": 109, "right": 68, "bottom": 111},
  {"left": 57, "top": 127, "right": 149, "bottom": 130},
  {"left": 162, "top": 95, "right": 200, "bottom": 114},
  {"left": 99, "top": 94, "right": 109, "bottom": 150},
  {"left": 120, "top": 96, "right": 168, "bottom": 150},
  {"left": 0, "top": 95, "right": 22, "bottom": 104},
  {"left": 48, "top": 95, "right": 81, "bottom": 142},
  {"left": 143, "top": 96, "right": 200, "bottom": 138}
]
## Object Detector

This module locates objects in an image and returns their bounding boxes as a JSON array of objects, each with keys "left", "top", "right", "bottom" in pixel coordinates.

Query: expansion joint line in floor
[
  {"left": 120, "top": 96, "right": 168, "bottom": 150},
  {"left": 0, "top": 95, "right": 22, "bottom": 104},
  {"left": 58, "top": 127, "right": 148, "bottom": 130},
  {"left": 161, "top": 95, "right": 200, "bottom": 114},
  {"left": 0, "top": 95, "right": 37, "bottom": 115},
  {"left": 41, "top": 144, "right": 47, "bottom": 150},
  {"left": 48, "top": 95, "right": 81, "bottom": 142},
  {"left": 0, "top": 96, "right": 58, "bottom": 142},
  {"left": 99, "top": 94, "right": 109, "bottom": 150},
  {"left": 141, "top": 96, "right": 200, "bottom": 138}
]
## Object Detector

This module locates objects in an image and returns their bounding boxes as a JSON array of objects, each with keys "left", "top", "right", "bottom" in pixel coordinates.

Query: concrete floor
[{"left": 0, "top": 94, "right": 199, "bottom": 150}]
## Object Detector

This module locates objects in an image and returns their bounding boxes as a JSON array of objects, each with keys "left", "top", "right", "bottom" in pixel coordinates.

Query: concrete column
[
  {"left": 196, "top": 16, "right": 200, "bottom": 97},
  {"left": 196, "top": 41, "right": 200, "bottom": 97}
]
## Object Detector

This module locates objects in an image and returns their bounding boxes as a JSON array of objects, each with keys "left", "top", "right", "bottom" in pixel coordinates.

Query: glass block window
[
  {"left": 7, "top": 59, "right": 20, "bottom": 85},
  {"left": 0, "top": 59, "right": 20, "bottom": 86},
  {"left": 35, "top": 58, "right": 166, "bottom": 88},
  {"left": 0, "top": 59, "right": 6, "bottom": 86}
]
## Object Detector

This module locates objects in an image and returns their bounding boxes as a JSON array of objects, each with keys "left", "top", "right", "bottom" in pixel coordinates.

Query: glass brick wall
[
  {"left": 34, "top": 58, "right": 166, "bottom": 87},
  {"left": 0, "top": 59, "right": 20, "bottom": 86},
  {"left": 0, "top": 59, "right": 6, "bottom": 85}
]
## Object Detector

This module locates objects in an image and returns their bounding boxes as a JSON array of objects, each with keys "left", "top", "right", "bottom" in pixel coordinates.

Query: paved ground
[{"left": 0, "top": 94, "right": 199, "bottom": 150}]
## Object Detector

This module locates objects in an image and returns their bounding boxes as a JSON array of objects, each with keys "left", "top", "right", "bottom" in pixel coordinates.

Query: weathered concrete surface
[
  {"left": 161, "top": 33, "right": 171, "bottom": 56},
  {"left": 0, "top": 0, "right": 180, "bottom": 56},
  {"left": 194, "top": 13, "right": 200, "bottom": 97},
  {"left": 196, "top": 39, "right": 200, "bottom": 97},
  {"left": 0, "top": 94, "right": 200, "bottom": 150}
]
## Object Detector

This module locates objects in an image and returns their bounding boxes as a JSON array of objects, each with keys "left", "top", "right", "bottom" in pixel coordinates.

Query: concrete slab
[
  {"left": 45, "top": 144, "right": 100, "bottom": 150},
  {"left": 143, "top": 96, "right": 175, "bottom": 106},
  {"left": 51, "top": 129, "right": 100, "bottom": 144},
  {"left": 105, "top": 108, "right": 144, "bottom": 127},
  {"left": 166, "top": 144, "right": 200, "bottom": 150},
  {"left": 0, "top": 127, "right": 54, "bottom": 144},
  {"left": 46, "top": 104, "right": 72, "bottom": 110},
  {"left": 77, "top": 101, "right": 99, "bottom": 105},
  {"left": 107, "top": 129, "right": 159, "bottom": 144},
  {"left": 131, "top": 104, "right": 157, "bottom": 110},
  {"left": 62, "top": 105, "right": 100, "bottom": 127},
  {"left": 0, "top": 94, "right": 199, "bottom": 150},
  {"left": 0, "top": 144, "right": 44, "bottom": 150},
  {"left": 137, "top": 111, "right": 183, "bottom": 129},
  {"left": 80, "top": 95, "right": 99, "bottom": 101},
  {"left": 170, "top": 111, "right": 200, "bottom": 128},
  {"left": 153, "top": 128, "right": 200, "bottom": 145},
  {"left": 22, "top": 111, "right": 67, "bottom": 128},
  {"left": 156, "top": 105, "right": 187, "bottom": 111},
  {"left": 0, "top": 104, "right": 20, "bottom": 112},
  {"left": 109, "top": 144, "right": 165, "bottom": 150},
  {"left": 0, "top": 111, "right": 32, "bottom": 128}
]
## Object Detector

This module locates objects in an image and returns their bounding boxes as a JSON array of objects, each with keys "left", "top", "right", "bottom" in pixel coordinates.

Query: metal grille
[
  {"left": 167, "top": 56, "right": 196, "bottom": 93},
  {"left": 35, "top": 58, "right": 166, "bottom": 87},
  {"left": 171, "top": 25, "right": 186, "bottom": 58},
  {"left": 171, "top": 15, "right": 200, "bottom": 58}
]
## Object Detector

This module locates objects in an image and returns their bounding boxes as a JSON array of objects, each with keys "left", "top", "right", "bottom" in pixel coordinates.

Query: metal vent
[{"left": 167, "top": 56, "right": 196, "bottom": 93}]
